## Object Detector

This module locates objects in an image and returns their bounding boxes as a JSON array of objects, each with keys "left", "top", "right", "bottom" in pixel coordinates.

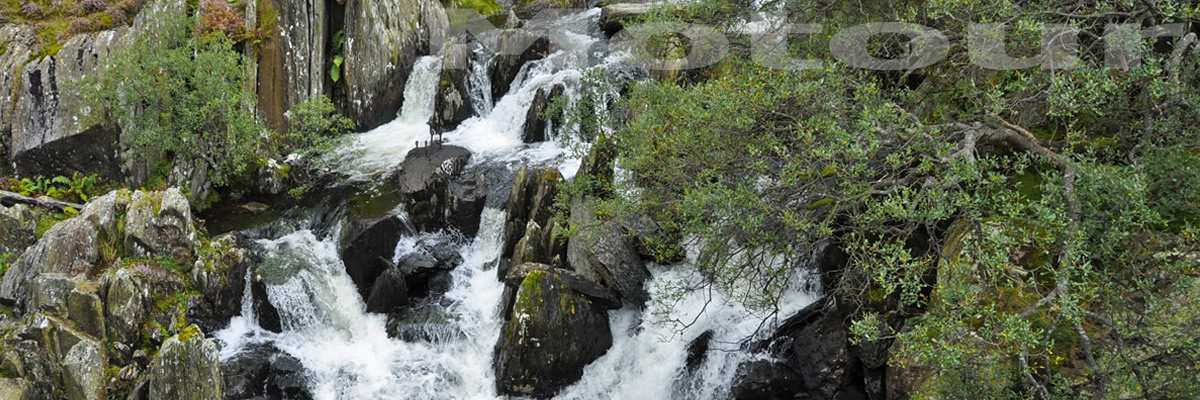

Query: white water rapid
[{"left": 215, "top": 8, "right": 818, "bottom": 400}]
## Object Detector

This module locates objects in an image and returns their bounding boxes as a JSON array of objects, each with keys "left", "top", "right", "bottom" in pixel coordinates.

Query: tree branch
[{"left": 0, "top": 190, "right": 84, "bottom": 213}]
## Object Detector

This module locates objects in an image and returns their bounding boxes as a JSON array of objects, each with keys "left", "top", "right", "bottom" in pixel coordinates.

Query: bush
[
  {"left": 197, "top": 0, "right": 243, "bottom": 37},
  {"left": 282, "top": 96, "right": 355, "bottom": 156},
  {"left": 83, "top": 12, "right": 264, "bottom": 188}
]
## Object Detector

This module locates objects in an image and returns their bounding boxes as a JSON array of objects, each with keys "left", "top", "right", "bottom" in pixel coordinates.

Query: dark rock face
[
  {"left": 522, "top": 84, "right": 564, "bottom": 143},
  {"left": 251, "top": 273, "right": 283, "bottom": 333},
  {"left": 187, "top": 236, "right": 252, "bottom": 334},
  {"left": 730, "top": 299, "right": 870, "bottom": 400},
  {"left": 502, "top": 263, "right": 622, "bottom": 310},
  {"left": 493, "top": 266, "right": 613, "bottom": 398},
  {"left": 342, "top": 0, "right": 448, "bottom": 129},
  {"left": 385, "top": 301, "right": 463, "bottom": 343},
  {"left": 222, "top": 342, "right": 312, "bottom": 400},
  {"left": 499, "top": 167, "right": 562, "bottom": 279},
  {"left": 341, "top": 216, "right": 410, "bottom": 300},
  {"left": 366, "top": 262, "right": 409, "bottom": 314},
  {"left": 488, "top": 29, "right": 550, "bottom": 101},
  {"left": 397, "top": 145, "right": 475, "bottom": 234},
  {"left": 685, "top": 330, "right": 714, "bottom": 372},
  {"left": 565, "top": 200, "right": 651, "bottom": 307},
  {"left": 434, "top": 35, "right": 477, "bottom": 132}
]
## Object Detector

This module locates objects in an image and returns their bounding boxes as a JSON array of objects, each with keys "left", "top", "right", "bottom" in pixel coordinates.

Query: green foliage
[
  {"left": 82, "top": 12, "right": 264, "bottom": 188},
  {"left": 329, "top": 30, "right": 345, "bottom": 83},
  {"left": 0, "top": 252, "right": 13, "bottom": 281},
  {"left": 34, "top": 212, "right": 67, "bottom": 238},
  {"left": 281, "top": 95, "right": 355, "bottom": 156},
  {"left": 0, "top": 173, "right": 103, "bottom": 203}
]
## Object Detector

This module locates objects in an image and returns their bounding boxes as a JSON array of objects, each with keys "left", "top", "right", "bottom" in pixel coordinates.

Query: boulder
[
  {"left": 343, "top": 0, "right": 448, "bottom": 129},
  {"left": 502, "top": 263, "right": 621, "bottom": 310},
  {"left": 397, "top": 145, "right": 474, "bottom": 233},
  {"left": 493, "top": 267, "right": 613, "bottom": 398},
  {"left": 0, "top": 378, "right": 31, "bottom": 400},
  {"left": 341, "top": 216, "right": 409, "bottom": 300},
  {"left": 147, "top": 328, "right": 223, "bottom": 400},
  {"left": 565, "top": 201, "right": 650, "bottom": 307},
  {"left": 124, "top": 188, "right": 197, "bottom": 260},
  {"left": 221, "top": 342, "right": 310, "bottom": 400},
  {"left": 9, "top": 30, "right": 124, "bottom": 178},
  {"left": 0, "top": 204, "right": 36, "bottom": 254},
  {"left": 250, "top": 273, "right": 282, "bottom": 333},
  {"left": 66, "top": 283, "right": 106, "bottom": 341},
  {"left": 60, "top": 337, "right": 106, "bottom": 400},
  {"left": 102, "top": 268, "right": 146, "bottom": 346},
  {"left": 0, "top": 190, "right": 128, "bottom": 305},
  {"left": 488, "top": 29, "right": 550, "bottom": 101},
  {"left": 446, "top": 168, "right": 489, "bottom": 237},
  {"left": 365, "top": 262, "right": 409, "bottom": 314},
  {"left": 522, "top": 84, "right": 564, "bottom": 143},
  {"left": 599, "top": 2, "right": 662, "bottom": 37},
  {"left": 730, "top": 298, "right": 868, "bottom": 400},
  {"left": 27, "top": 273, "right": 73, "bottom": 314},
  {"left": 685, "top": 330, "right": 714, "bottom": 373}
]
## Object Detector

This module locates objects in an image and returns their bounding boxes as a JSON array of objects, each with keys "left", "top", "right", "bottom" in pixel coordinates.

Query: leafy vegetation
[
  {"left": 600, "top": 0, "right": 1200, "bottom": 397},
  {"left": 280, "top": 95, "right": 355, "bottom": 157},
  {"left": 0, "top": 173, "right": 105, "bottom": 203}
]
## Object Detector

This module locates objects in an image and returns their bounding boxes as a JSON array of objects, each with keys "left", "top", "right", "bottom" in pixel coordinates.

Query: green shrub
[
  {"left": 281, "top": 95, "right": 355, "bottom": 156},
  {"left": 82, "top": 12, "right": 264, "bottom": 188}
]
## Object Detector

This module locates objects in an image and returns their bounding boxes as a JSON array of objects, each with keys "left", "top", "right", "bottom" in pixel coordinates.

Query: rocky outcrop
[
  {"left": 5, "top": 0, "right": 186, "bottom": 179},
  {"left": 0, "top": 25, "right": 36, "bottom": 161},
  {"left": 254, "top": 0, "right": 327, "bottom": 131},
  {"left": 146, "top": 328, "right": 223, "bottom": 400},
  {"left": 397, "top": 145, "right": 474, "bottom": 233},
  {"left": 565, "top": 200, "right": 651, "bottom": 307},
  {"left": 341, "top": 215, "right": 410, "bottom": 300},
  {"left": 221, "top": 342, "right": 309, "bottom": 400},
  {"left": 365, "top": 262, "right": 409, "bottom": 314},
  {"left": 488, "top": 29, "right": 550, "bottom": 101},
  {"left": 434, "top": 35, "right": 477, "bottom": 132},
  {"left": 730, "top": 298, "right": 873, "bottom": 400},
  {"left": 0, "top": 204, "right": 36, "bottom": 255},
  {"left": 343, "top": 0, "right": 448, "bottom": 129},
  {"left": 499, "top": 166, "right": 562, "bottom": 278},
  {"left": 493, "top": 265, "right": 613, "bottom": 398},
  {"left": 0, "top": 190, "right": 128, "bottom": 305},
  {"left": 522, "top": 84, "right": 563, "bottom": 143}
]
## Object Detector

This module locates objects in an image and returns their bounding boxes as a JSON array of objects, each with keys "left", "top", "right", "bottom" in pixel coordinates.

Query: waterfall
[
  {"left": 216, "top": 7, "right": 817, "bottom": 400},
  {"left": 331, "top": 55, "right": 443, "bottom": 181}
]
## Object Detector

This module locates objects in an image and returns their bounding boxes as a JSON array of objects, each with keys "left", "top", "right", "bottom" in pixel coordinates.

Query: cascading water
[{"left": 216, "top": 7, "right": 817, "bottom": 399}]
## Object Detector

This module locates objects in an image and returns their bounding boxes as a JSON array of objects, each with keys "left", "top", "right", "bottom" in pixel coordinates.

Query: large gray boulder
[
  {"left": 60, "top": 337, "right": 106, "bottom": 400},
  {"left": 0, "top": 191, "right": 128, "bottom": 305},
  {"left": 493, "top": 265, "right": 613, "bottom": 398},
  {"left": 488, "top": 29, "right": 550, "bottom": 101},
  {"left": 343, "top": 0, "right": 448, "bottom": 129},
  {"left": 102, "top": 267, "right": 146, "bottom": 346},
  {"left": 0, "top": 25, "right": 36, "bottom": 161},
  {"left": 124, "top": 188, "right": 197, "bottom": 260},
  {"left": 147, "top": 328, "right": 223, "bottom": 400},
  {"left": 0, "top": 378, "right": 31, "bottom": 400},
  {"left": 9, "top": 30, "right": 124, "bottom": 177}
]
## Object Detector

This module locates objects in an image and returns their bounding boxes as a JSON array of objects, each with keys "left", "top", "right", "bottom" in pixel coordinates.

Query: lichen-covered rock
[
  {"left": 565, "top": 200, "right": 650, "bottom": 307},
  {"left": 511, "top": 0, "right": 589, "bottom": 20},
  {"left": 124, "top": 188, "right": 197, "bottom": 260},
  {"left": 499, "top": 167, "right": 561, "bottom": 278},
  {"left": 147, "top": 327, "right": 223, "bottom": 400},
  {"left": 66, "top": 282, "right": 106, "bottom": 341},
  {"left": 60, "top": 337, "right": 106, "bottom": 400},
  {"left": 186, "top": 235, "right": 249, "bottom": 333},
  {"left": 0, "top": 190, "right": 127, "bottom": 305},
  {"left": 0, "top": 378, "right": 30, "bottom": 400},
  {"left": 0, "top": 204, "right": 36, "bottom": 254},
  {"left": 493, "top": 267, "right": 612, "bottom": 398},
  {"left": 102, "top": 268, "right": 145, "bottom": 346},
  {"left": 9, "top": 30, "right": 124, "bottom": 178},
  {"left": 0, "top": 25, "right": 36, "bottom": 161},
  {"left": 343, "top": 0, "right": 448, "bottom": 129},
  {"left": 27, "top": 273, "right": 73, "bottom": 314}
]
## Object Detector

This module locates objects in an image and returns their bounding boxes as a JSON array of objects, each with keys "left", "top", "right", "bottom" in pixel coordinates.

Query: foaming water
[
  {"left": 332, "top": 56, "right": 443, "bottom": 180},
  {"left": 556, "top": 266, "right": 817, "bottom": 400},
  {"left": 215, "top": 209, "right": 509, "bottom": 400}
]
